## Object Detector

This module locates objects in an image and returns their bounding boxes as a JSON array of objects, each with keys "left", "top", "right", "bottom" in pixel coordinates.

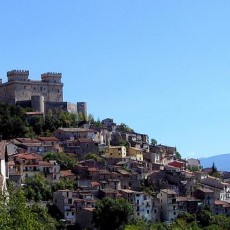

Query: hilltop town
[{"left": 0, "top": 70, "right": 230, "bottom": 229}]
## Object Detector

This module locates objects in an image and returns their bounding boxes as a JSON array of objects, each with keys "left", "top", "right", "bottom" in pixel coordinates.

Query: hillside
[{"left": 199, "top": 153, "right": 230, "bottom": 172}]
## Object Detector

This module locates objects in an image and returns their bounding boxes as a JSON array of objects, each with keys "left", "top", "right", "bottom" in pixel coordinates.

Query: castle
[{"left": 0, "top": 70, "right": 87, "bottom": 116}]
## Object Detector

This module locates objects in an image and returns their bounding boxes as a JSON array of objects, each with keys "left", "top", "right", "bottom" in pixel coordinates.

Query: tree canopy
[
  {"left": 93, "top": 197, "right": 134, "bottom": 230},
  {"left": 43, "top": 152, "right": 77, "bottom": 170},
  {"left": 0, "top": 189, "right": 57, "bottom": 230}
]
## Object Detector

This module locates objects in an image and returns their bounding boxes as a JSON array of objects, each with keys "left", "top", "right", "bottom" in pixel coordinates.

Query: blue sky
[{"left": 1, "top": 1, "right": 230, "bottom": 159}]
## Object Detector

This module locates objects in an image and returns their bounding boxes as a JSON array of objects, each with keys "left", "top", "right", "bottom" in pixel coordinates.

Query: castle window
[{"left": 34, "top": 87, "right": 36, "bottom": 91}]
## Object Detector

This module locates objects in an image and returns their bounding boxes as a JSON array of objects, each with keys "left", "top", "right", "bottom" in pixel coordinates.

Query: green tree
[
  {"left": 84, "top": 153, "right": 105, "bottom": 162},
  {"left": 197, "top": 209, "right": 213, "bottom": 228},
  {"left": 150, "top": 138, "right": 157, "bottom": 146},
  {"left": 23, "top": 173, "right": 52, "bottom": 201},
  {"left": 0, "top": 189, "right": 56, "bottom": 230},
  {"left": 118, "top": 139, "right": 130, "bottom": 148},
  {"left": 51, "top": 178, "right": 76, "bottom": 192},
  {"left": 188, "top": 165, "right": 200, "bottom": 172},
  {"left": 30, "top": 204, "right": 57, "bottom": 229},
  {"left": 93, "top": 197, "right": 134, "bottom": 230},
  {"left": 118, "top": 123, "right": 134, "bottom": 132},
  {"left": 58, "top": 111, "right": 77, "bottom": 128},
  {"left": 44, "top": 112, "right": 62, "bottom": 134},
  {"left": 43, "top": 152, "right": 77, "bottom": 169},
  {"left": 209, "top": 162, "right": 221, "bottom": 178},
  {"left": 176, "top": 150, "right": 181, "bottom": 159},
  {"left": 88, "top": 113, "right": 95, "bottom": 123}
]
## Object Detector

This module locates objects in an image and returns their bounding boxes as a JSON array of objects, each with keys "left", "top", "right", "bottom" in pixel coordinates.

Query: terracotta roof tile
[
  {"left": 37, "top": 137, "right": 60, "bottom": 142},
  {"left": 60, "top": 170, "right": 75, "bottom": 177}
]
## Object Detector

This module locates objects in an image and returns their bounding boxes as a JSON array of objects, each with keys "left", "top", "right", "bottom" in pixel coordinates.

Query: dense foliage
[
  {"left": 0, "top": 189, "right": 57, "bottom": 230},
  {"left": 125, "top": 211, "right": 230, "bottom": 230},
  {"left": 0, "top": 102, "right": 79, "bottom": 139},
  {"left": 43, "top": 152, "right": 77, "bottom": 170},
  {"left": 93, "top": 197, "right": 135, "bottom": 230},
  {"left": 23, "top": 173, "right": 77, "bottom": 201},
  {"left": 84, "top": 153, "right": 105, "bottom": 162}
]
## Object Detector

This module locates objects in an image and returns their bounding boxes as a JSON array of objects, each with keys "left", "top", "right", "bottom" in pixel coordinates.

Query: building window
[
  {"left": 40, "top": 87, "right": 42, "bottom": 91},
  {"left": 174, "top": 212, "right": 176, "bottom": 215},
  {"left": 147, "top": 210, "right": 149, "bottom": 214}
]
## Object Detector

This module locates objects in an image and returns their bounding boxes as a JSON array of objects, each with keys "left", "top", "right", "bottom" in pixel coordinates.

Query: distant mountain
[{"left": 199, "top": 153, "right": 230, "bottom": 172}]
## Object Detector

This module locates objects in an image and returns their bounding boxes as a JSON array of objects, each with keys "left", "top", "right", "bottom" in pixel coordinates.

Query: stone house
[
  {"left": 177, "top": 196, "right": 201, "bottom": 214},
  {"left": 13, "top": 137, "right": 61, "bottom": 154},
  {"left": 53, "top": 190, "right": 78, "bottom": 225},
  {"left": 105, "top": 146, "right": 127, "bottom": 159},
  {"left": 148, "top": 145, "right": 176, "bottom": 165},
  {"left": 53, "top": 128, "right": 100, "bottom": 142},
  {"left": 157, "top": 189, "right": 178, "bottom": 222},
  {"left": 194, "top": 188, "right": 215, "bottom": 212},
  {"left": 199, "top": 176, "right": 230, "bottom": 201},
  {"left": 11, "top": 153, "right": 60, "bottom": 182},
  {"left": 127, "top": 147, "right": 144, "bottom": 161},
  {"left": 53, "top": 189, "right": 97, "bottom": 226},
  {"left": 214, "top": 200, "right": 230, "bottom": 216},
  {"left": 119, "top": 189, "right": 157, "bottom": 222}
]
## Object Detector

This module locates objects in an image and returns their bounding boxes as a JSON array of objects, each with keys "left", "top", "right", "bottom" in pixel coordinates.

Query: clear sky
[{"left": 1, "top": 1, "right": 230, "bottom": 159}]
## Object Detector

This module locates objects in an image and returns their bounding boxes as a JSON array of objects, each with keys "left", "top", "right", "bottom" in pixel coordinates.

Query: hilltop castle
[{"left": 0, "top": 70, "right": 87, "bottom": 116}]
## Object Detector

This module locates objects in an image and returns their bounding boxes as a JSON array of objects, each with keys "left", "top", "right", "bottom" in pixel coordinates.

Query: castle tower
[
  {"left": 7, "top": 70, "right": 29, "bottom": 82},
  {"left": 77, "top": 102, "right": 88, "bottom": 121},
  {"left": 31, "top": 95, "right": 45, "bottom": 113}
]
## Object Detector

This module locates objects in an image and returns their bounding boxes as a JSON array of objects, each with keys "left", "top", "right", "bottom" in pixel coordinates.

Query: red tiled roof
[
  {"left": 88, "top": 168, "right": 99, "bottom": 172},
  {"left": 91, "top": 181, "right": 101, "bottom": 187},
  {"left": 60, "top": 170, "right": 75, "bottom": 177},
  {"left": 16, "top": 138, "right": 41, "bottom": 144},
  {"left": 38, "top": 161, "right": 53, "bottom": 167},
  {"left": 215, "top": 200, "right": 230, "bottom": 207},
  {"left": 168, "top": 160, "right": 184, "bottom": 168},
  {"left": 15, "top": 153, "right": 42, "bottom": 160},
  {"left": 37, "top": 137, "right": 60, "bottom": 142}
]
